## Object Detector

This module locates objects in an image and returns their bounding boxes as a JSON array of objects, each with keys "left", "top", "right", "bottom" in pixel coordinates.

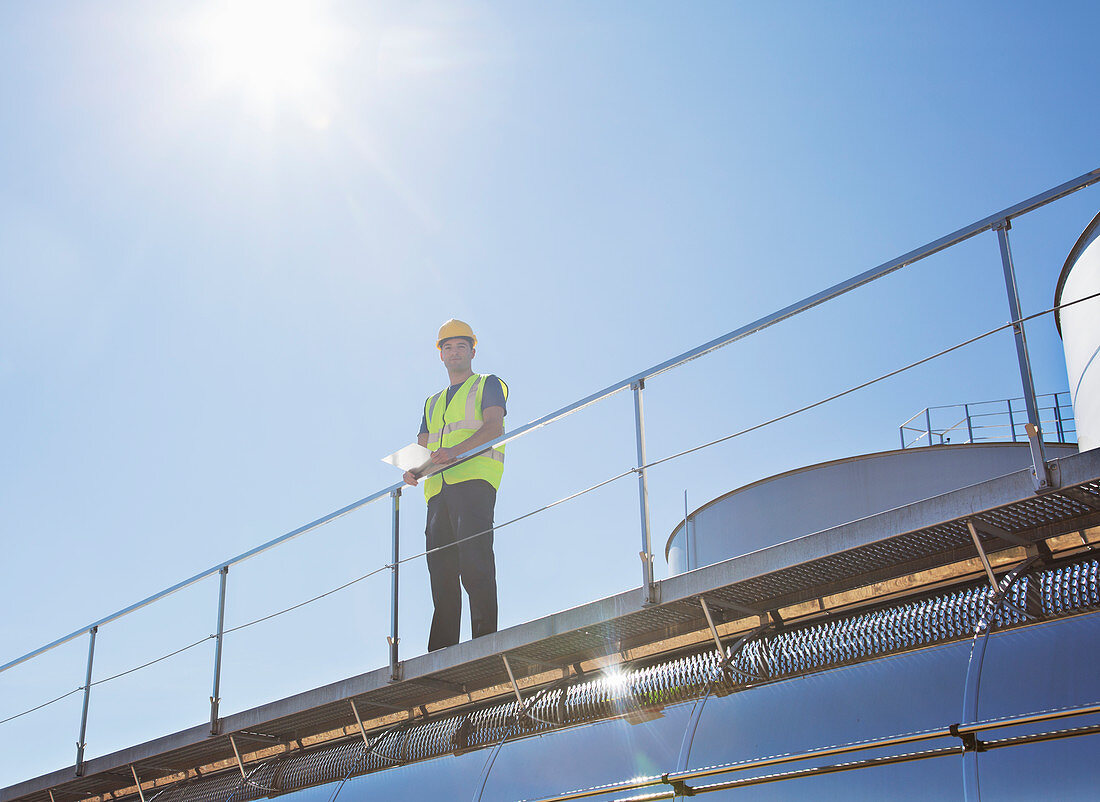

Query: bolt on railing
[{"left": 1, "top": 168, "right": 1098, "bottom": 778}]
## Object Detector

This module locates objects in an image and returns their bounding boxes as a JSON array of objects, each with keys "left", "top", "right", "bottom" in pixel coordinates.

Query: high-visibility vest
[{"left": 423, "top": 374, "right": 507, "bottom": 501}]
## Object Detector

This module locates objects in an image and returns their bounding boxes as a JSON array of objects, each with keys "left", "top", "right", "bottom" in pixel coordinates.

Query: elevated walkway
[{"left": 5, "top": 447, "right": 1100, "bottom": 802}]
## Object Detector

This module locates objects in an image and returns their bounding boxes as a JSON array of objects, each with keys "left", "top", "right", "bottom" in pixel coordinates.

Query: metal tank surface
[
  {"left": 666, "top": 442, "right": 1078, "bottom": 575},
  {"left": 1056, "top": 210, "right": 1100, "bottom": 452}
]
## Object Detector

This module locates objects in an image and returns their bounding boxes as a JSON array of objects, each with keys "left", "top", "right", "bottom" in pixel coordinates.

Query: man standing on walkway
[{"left": 403, "top": 319, "right": 508, "bottom": 651}]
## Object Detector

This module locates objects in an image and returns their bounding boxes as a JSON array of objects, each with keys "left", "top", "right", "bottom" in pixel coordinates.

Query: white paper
[{"left": 381, "top": 443, "right": 440, "bottom": 477}]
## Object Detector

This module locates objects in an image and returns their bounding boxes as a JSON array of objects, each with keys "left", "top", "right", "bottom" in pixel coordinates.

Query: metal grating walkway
[{"left": 4, "top": 448, "right": 1100, "bottom": 802}]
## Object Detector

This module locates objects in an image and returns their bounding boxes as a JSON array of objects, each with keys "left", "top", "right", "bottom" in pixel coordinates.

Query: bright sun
[{"left": 192, "top": 0, "right": 345, "bottom": 122}]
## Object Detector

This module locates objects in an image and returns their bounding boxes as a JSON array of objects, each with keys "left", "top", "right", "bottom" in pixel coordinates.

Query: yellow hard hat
[{"left": 437, "top": 319, "right": 477, "bottom": 349}]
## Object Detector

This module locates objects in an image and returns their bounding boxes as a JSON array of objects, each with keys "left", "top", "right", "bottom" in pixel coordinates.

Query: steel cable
[
  {"left": 3, "top": 290, "right": 1097, "bottom": 731},
  {"left": 223, "top": 565, "right": 391, "bottom": 636},
  {"left": 642, "top": 289, "right": 1100, "bottom": 471},
  {"left": 0, "top": 687, "right": 83, "bottom": 726},
  {"left": 395, "top": 468, "right": 637, "bottom": 570},
  {"left": 90, "top": 635, "right": 215, "bottom": 687},
  {"left": 0, "top": 636, "right": 215, "bottom": 726}
]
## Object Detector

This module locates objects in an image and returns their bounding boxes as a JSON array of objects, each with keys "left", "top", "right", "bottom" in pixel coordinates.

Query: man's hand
[
  {"left": 430, "top": 446, "right": 459, "bottom": 465},
  {"left": 427, "top": 411, "right": 504, "bottom": 467},
  {"left": 403, "top": 470, "right": 419, "bottom": 486}
]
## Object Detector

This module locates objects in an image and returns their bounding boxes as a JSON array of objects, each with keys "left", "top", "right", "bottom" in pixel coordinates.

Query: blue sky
[{"left": 2, "top": 0, "right": 1099, "bottom": 786}]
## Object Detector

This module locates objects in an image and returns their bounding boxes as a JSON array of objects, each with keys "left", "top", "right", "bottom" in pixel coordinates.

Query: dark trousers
[{"left": 425, "top": 479, "right": 498, "bottom": 651}]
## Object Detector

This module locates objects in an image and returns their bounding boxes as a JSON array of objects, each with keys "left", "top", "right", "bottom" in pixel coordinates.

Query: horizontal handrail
[
  {"left": 4, "top": 167, "right": 1099, "bottom": 678},
  {"left": 899, "top": 390, "right": 1076, "bottom": 449},
  {"left": 911, "top": 397, "right": 1072, "bottom": 416},
  {"left": 899, "top": 392, "right": 1069, "bottom": 428},
  {"left": 478, "top": 169, "right": 1100, "bottom": 458},
  {"left": 900, "top": 412, "right": 1073, "bottom": 433},
  {"left": 9, "top": 293, "right": 1097, "bottom": 733}
]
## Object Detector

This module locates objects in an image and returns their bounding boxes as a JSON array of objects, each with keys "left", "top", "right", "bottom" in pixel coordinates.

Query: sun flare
[{"left": 193, "top": 0, "right": 345, "bottom": 121}]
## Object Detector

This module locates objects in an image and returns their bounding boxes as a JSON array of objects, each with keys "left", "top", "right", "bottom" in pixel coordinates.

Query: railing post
[
  {"left": 1007, "top": 399, "right": 1017, "bottom": 442},
  {"left": 925, "top": 408, "right": 933, "bottom": 447},
  {"left": 964, "top": 403, "right": 974, "bottom": 444},
  {"left": 994, "top": 220, "right": 1050, "bottom": 489},
  {"left": 209, "top": 566, "right": 228, "bottom": 735},
  {"left": 632, "top": 380, "right": 657, "bottom": 604},
  {"left": 75, "top": 626, "right": 97, "bottom": 776},
  {"left": 388, "top": 488, "right": 401, "bottom": 682},
  {"left": 1053, "top": 392, "right": 1065, "bottom": 442}
]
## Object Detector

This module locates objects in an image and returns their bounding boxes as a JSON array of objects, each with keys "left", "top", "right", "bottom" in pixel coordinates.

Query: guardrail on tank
[
  {"left": 2, "top": 167, "right": 1099, "bottom": 779},
  {"left": 899, "top": 392, "right": 1077, "bottom": 449}
]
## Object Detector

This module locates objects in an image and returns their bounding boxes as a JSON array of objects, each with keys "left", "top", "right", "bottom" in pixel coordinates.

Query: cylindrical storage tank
[
  {"left": 1055, "top": 210, "right": 1100, "bottom": 453},
  {"left": 666, "top": 442, "right": 1078, "bottom": 574}
]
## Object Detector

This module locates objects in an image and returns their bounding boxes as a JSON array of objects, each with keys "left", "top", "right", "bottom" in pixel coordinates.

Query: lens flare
[{"left": 191, "top": 0, "right": 347, "bottom": 120}]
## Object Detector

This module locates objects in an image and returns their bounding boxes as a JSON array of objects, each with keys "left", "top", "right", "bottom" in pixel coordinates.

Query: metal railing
[
  {"left": 899, "top": 392, "right": 1077, "bottom": 449},
  {"left": 2, "top": 167, "right": 1099, "bottom": 779}
]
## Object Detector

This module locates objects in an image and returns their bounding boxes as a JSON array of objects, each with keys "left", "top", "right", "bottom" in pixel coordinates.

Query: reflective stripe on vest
[{"left": 423, "top": 374, "right": 507, "bottom": 501}]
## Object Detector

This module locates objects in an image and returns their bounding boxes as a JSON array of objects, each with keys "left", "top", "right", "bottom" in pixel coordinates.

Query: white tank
[
  {"left": 1055, "top": 211, "right": 1100, "bottom": 452},
  {"left": 666, "top": 442, "right": 1078, "bottom": 574}
]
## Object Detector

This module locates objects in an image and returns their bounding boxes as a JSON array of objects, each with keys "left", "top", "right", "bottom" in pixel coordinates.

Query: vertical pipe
[
  {"left": 995, "top": 221, "right": 1050, "bottom": 488},
  {"left": 899, "top": 426, "right": 907, "bottom": 450},
  {"left": 925, "top": 408, "right": 933, "bottom": 447},
  {"left": 964, "top": 404, "right": 974, "bottom": 444},
  {"left": 75, "top": 626, "right": 97, "bottom": 775},
  {"left": 961, "top": 619, "right": 990, "bottom": 802},
  {"left": 683, "top": 490, "right": 689, "bottom": 538},
  {"left": 632, "top": 381, "right": 657, "bottom": 604},
  {"left": 389, "top": 488, "right": 401, "bottom": 682},
  {"left": 209, "top": 566, "right": 228, "bottom": 735},
  {"left": 683, "top": 490, "right": 694, "bottom": 572}
]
